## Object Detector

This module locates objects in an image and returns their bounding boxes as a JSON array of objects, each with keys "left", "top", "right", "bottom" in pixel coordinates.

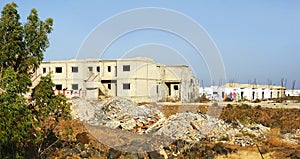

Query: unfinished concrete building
[{"left": 31, "top": 57, "right": 199, "bottom": 103}]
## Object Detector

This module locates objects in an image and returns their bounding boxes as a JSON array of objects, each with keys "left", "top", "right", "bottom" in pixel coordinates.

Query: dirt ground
[{"left": 51, "top": 102, "right": 300, "bottom": 159}]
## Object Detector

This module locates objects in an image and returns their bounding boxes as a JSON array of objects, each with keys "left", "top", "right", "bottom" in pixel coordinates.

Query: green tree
[
  {"left": 0, "top": 2, "right": 71, "bottom": 158},
  {"left": 0, "top": 2, "right": 53, "bottom": 94},
  {"left": 32, "top": 74, "right": 71, "bottom": 120},
  {"left": 0, "top": 68, "right": 34, "bottom": 158}
]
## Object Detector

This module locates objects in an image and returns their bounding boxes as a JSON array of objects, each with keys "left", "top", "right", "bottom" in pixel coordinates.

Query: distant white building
[
  {"left": 31, "top": 57, "right": 199, "bottom": 103},
  {"left": 200, "top": 83, "right": 286, "bottom": 101},
  {"left": 285, "top": 90, "right": 300, "bottom": 97}
]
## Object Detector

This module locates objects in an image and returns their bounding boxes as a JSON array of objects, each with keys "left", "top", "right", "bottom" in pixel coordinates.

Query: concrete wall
[
  {"left": 102, "top": 61, "right": 117, "bottom": 80},
  {"left": 161, "top": 65, "right": 199, "bottom": 102}
]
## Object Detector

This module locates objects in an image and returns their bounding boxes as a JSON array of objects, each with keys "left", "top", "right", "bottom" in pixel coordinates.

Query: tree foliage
[
  {"left": 0, "top": 2, "right": 53, "bottom": 94},
  {"left": 0, "top": 3, "right": 71, "bottom": 158},
  {"left": 0, "top": 90, "right": 33, "bottom": 158},
  {"left": 32, "top": 74, "right": 71, "bottom": 120}
]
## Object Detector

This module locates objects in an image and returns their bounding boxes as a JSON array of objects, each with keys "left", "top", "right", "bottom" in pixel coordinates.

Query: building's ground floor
[{"left": 47, "top": 78, "right": 198, "bottom": 103}]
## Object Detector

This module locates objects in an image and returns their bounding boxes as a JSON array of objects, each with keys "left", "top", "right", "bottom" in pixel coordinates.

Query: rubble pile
[
  {"left": 71, "top": 97, "right": 271, "bottom": 146},
  {"left": 71, "top": 97, "right": 163, "bottom": 133},
  {"left": 283, "top": 129, "right": 300, "bottom": 145},
  {"left": 154, "top": 112, "right": 270, "bottom": 145}
]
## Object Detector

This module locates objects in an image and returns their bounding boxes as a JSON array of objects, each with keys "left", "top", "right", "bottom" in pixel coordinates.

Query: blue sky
[{"left": 1, "top": 1, "right": 300, "bottom": 88}]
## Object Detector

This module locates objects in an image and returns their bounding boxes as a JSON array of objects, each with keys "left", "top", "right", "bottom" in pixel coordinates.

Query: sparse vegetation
[
  {"left": 253, "top": 98, "right": 261, "bottom": 103},
  {"left": 198, "top": 94, "right": 210, "bottom": 102},
  {"left": 220, "top": 135, "right": 230, "bottom": 141},
  {"left": 220, "top": 104, "right": 300, "bottom": 133},
  {"left": 224, "top": 97, "right": 233, "bottom": 102},
  {"left": 242, "top": 132, "right": 256, "bottom": 138}
]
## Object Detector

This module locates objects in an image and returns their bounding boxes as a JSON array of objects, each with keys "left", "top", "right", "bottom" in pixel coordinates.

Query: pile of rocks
[
  {"left": 71, "top": 97, "right": 163, "bottom": 133},
  {"left": 154, "top": 112, "right": 270, "bottom": 146},
  {"left": 283, "top": 129, "right": 300, "bottom": 145},
  {"left": 71, "top": 97, "right": 270, "bottom": 146}
]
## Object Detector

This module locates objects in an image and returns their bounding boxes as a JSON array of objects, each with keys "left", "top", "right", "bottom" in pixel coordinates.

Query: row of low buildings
[
  {"left": 200, "top": 83, "right": 289, "bottom": 101},
  {"left": 31, "top": 57, "right": 199, "bottom": 103}
]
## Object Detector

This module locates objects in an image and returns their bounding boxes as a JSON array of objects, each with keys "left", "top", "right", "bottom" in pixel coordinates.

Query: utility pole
[
  {"left": 281, "top": 78, "right": 284, "bottom": 87},
  {"left": 284, "top": 79, "right": 287, "bottom": 88},
  {"left": 292, "top": 80, "right": 296, "bottom": 91},
  {"left": 280, "top": 78, "right": 286, "bottom": 98},
  {"left": 253, "top": 78, "right": 257, "bottom": 88}
]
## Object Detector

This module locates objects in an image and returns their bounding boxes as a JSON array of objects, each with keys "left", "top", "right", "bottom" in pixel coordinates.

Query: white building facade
[
  {"left": 200, "top": 83, "right": 286, "bottom": 101},
  {"left": 285, "top": 90, "right": 300, "bottom": 97},
  {"left": 31, "top": 57, "right": 199, "bottom": 103}
]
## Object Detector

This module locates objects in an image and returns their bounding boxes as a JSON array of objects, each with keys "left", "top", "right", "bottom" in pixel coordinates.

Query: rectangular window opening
[
  {"left": 97, "top": 66, "right": 100, "bottom": 72},
  {"left": 55, "top": 84, "right": 62, "bottom": 90},
  {"left": 72, "top": 84, "right": 78, "bottom": 90},
  {"left": 88, "top": 67, "right": 93, "bottom": 72},
  {"left": 123, "top": 83, "right": 130, "bottom": 90},
  {"left": 174, "top": 85, "right": 179, "bottom": 90},
  {"left": 123, "top": 65, "right": 130, "bottom": 71},
  {"left": 72, "top": 67, "right": 78, "bottom": 73},
  {"left": 55, "top": 67, "right": 62, "bottom": 73},
  {"left": 108, "top": 84, "right": 111, "bottom": 90},
  {"left": 108, "top": 66, "right": 111, "bottom": 72},
  {"left": 43, "top": 68, "right": 46, "bottom": 74}
]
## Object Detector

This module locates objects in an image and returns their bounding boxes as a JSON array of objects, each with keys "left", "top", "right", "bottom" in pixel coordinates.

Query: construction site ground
[{"left": 52, "top": 100, "right": 300, "bottom": 159}]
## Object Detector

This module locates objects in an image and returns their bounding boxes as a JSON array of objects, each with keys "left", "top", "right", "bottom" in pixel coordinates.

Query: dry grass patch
[
  {"left": 266, "top": 128, "right": 296, "bottom": 148},
  {"left": 161, "top": 105, "right": 179, "bottom": 117}
]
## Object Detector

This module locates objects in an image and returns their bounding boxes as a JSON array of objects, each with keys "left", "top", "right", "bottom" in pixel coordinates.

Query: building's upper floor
[{"left": 35, "top": 57, "right": 195, "bottom": 83}]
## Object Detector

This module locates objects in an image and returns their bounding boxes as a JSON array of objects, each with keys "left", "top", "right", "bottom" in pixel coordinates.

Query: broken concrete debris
[
  {"left": 71, "top": 97, "right": 163, "bottom": 132},
  {"left": 71, "top": 97, "right": 271, "bottom": 146}
]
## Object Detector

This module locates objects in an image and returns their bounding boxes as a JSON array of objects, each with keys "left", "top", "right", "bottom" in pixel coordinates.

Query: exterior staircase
[{"left": 85, "top": 73, "right": 111, "bottom": 96}]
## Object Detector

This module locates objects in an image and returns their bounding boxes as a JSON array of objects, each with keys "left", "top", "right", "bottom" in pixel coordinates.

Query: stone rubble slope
[
  {"left": 71, "top": 97, "right": 276, "bottom": 146},
  {"left": 71, "top": 97, "right": 163, "bottom": 131},
  {"left": 153, "top": 112, "right": 270, "bottom": 145}
]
